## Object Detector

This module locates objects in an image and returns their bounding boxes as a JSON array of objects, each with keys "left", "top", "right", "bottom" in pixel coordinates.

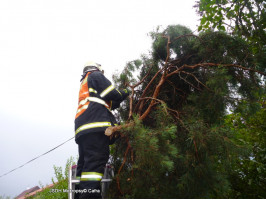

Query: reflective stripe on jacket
[{"left": 74, "top": 71, "right": 128, "bottom": 142}]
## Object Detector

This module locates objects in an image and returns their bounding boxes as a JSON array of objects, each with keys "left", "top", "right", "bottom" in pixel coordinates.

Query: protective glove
[{"left": 120, "top": 88, "right": 130, "bottom": 100}]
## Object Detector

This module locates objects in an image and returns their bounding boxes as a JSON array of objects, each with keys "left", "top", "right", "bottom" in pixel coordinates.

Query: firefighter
[{"left": 74, "top": 61, "right": 128, "bottom": 199}]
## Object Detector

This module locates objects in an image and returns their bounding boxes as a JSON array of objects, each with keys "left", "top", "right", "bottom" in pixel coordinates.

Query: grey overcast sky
[{"left": 0, "top": 0, "right": 199, "bottom": 197}]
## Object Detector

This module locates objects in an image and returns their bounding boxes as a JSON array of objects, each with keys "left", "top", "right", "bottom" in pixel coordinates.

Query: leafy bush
[{"left": 27, "top": 157, "right": 75, "bottom": 199}]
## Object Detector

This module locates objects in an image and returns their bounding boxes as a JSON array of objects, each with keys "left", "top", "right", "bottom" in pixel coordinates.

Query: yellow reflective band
[
  {"left": 100, "top": 85, "right": 115, "bottom": 98},
  {"left": 77, "top": 97, "right": 110, "bottom": 116},
  {"left": 81, "top": 77, "right": 87, "bottom": 86},
  {"left": 76, "top": 104, "right": 89, "bottom": 114},
  {"left": 89, "top": 88, "right": 97, "bottom": 93},
  {"left": 79, "top": 97, "right": 89, "bottom": 106},
  {"left": 87, "top": 97, "right": 109, "bottom": 107},
  {"left": 78, "top": 97, "right": 109, "bottom": 107},
  {"left": 81, "top": 172, "right": 103, "bottom": 181},
  {"left": 116, "top": 89, "right": 122, "bottom": 96},
  {"left": 81, "top": 177, "right": 101, "bottom": 181},
  {"left": 75, "top": 122, "right": 112, "bottom": 135}
]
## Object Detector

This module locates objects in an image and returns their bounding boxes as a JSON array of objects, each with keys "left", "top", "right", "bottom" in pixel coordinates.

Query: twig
[
  {"left": 193, "top": 138, "right": 200, "bottom": 161},
  {"left": 178, "top": 72, "right": 202, "bottom": 91},
  {"left": 137, "top": 68, "right": 164, "bottom": 115},
  {"left": 162, "top": 35, "right": 171, "bottom": 71},
  {"left": 139, "top": 74, "right": 166, "bottom": 120},
  {"left": 173, "top": 34, "right": 200, "bottom": 42},
  {"left": 127, "top": 64, "right": 154, "bottom": 120},
  {"left": 166, "top": 63, "right": 266, "bottom": 78},
  {"left": 180, "top": 71, "right": 212, "bottom": 92},
  {"left": 138, "top": 35, "right": 173, "bottom": 120}
]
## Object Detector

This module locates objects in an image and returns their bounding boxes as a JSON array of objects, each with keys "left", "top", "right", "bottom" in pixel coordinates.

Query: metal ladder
[{"left": 68, "top": 164, "right": 114, "bottom": 199}]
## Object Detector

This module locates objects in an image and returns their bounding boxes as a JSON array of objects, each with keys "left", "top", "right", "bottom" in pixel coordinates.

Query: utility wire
[{"left": 0, "top": 136, "right": 74, "bottom": 178}]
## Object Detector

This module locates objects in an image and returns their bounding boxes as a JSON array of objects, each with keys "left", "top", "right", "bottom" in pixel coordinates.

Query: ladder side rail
[{"left": 68, "top": 166, "right": 73, "bottom": 199}]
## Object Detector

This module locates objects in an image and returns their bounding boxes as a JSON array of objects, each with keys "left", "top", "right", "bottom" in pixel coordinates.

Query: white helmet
[{"left": 83, "top": 61, "right": 103, "bottom": 73}]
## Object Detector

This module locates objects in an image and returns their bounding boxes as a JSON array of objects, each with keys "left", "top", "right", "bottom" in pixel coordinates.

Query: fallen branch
[{"left": 105, "top": 122, "right": 134, "bottom": 136}]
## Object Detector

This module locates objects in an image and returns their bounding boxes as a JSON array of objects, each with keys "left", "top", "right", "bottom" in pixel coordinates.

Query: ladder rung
[
  {"left": 101, "top": 179, "right": 112, "bottom": 182},
  {"left": 71, "top": 180, "right": 80, "bottom": 183}
]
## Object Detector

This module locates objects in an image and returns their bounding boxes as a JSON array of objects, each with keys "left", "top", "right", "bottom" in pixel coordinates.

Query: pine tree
[{"left": 107, "top": 25, "right": 265, "bottom": 198}]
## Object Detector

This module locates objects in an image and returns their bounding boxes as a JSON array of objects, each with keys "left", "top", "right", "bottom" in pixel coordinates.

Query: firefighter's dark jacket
[{"left": 75, "top": 71, "right": 128, "bottom": 143}]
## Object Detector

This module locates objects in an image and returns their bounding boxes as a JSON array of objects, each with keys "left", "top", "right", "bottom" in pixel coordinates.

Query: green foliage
[
  {"left": 0, "top": 195, "right": 11, "bottom": 199},
  {"left": 197, "top": 0, "right": 265, "bottom": 42},
  {"left": 151, "top": 25, "right": 194, "bottom": 61},
  {"left": 195, "top": 0, "right": 266, "bottom": 73},
  {"left": 109, "top": 105, "right": 241, "bottom": 198},
  {"left": 113, "top": 60, "right": 142, "bottom": 89},
  {"left": 110, "top": 24, "right": 265, "bottom": 198},
  {"left": 109, "top": 107, "right": 178, "bottom": 198},
  {"left": 27, "top": 157, "right": 75, "bottom": 199},
  {"left": 225, "top": 99, "right": 266, "bottom": 198}
]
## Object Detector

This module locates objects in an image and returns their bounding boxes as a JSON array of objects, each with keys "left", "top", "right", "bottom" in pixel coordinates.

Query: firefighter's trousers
[{"left": 76, "top": 131, "right": 110, "bottom": 199}]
